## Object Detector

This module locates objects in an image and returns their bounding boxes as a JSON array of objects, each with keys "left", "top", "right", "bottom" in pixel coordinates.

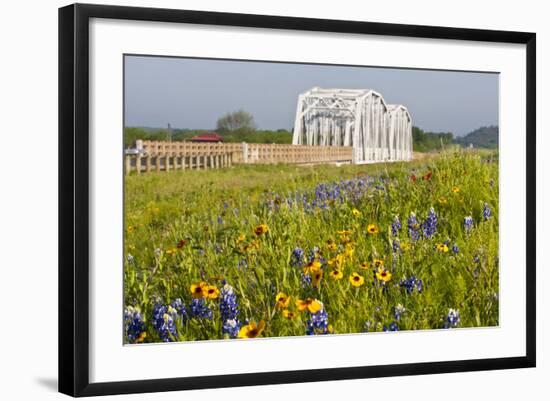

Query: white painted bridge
[{"left": 292, "top": 87, "right": 413, "bottom": 164}]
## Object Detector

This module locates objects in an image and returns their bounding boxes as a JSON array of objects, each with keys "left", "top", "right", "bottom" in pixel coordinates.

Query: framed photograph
[{"left": 58, "top": 3, "right": 536, "bottom": 397}]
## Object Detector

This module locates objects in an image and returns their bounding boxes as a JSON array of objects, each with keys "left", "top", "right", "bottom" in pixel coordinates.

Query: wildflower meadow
[{"left": 124, "top": 150, "right": 499, "bottom": 344}]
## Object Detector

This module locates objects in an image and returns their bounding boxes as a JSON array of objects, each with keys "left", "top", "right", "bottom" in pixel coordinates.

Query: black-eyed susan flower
[
  {"left": 296, "top": 298, "right": 322, "bottom": 314},
  {"left": 372, "top": 258, "right": 384, "bottom": 268},
  {"left": 339, "top": 235, "right": 352, "bottom": 244},
  {"left": 282, "top": 310, "right": 297, "bottom": 319},
  {"left": 337, "top": 229, "right": 353, "bottom": 236},
  {"left": 438, "top": 196, "right": 448, "bottom": 205},
  {"left": 165, "top": 247, "right": 177, "bottom": 256},
  {"left": 436, "top": 243, "right": 449, "bottom": 253},
  {"left": 190, "top": 281, "right": 207, "bottom": 299},
  {"left": 367, "top": 224, "right": 379, "bottom": 235},
  {"left": 326, "top": 239, "right": 338, "bottom": 252},
  {"left": 238, "top": 320, "right": 266, "bottom": 338},
  {"left": 349, "top": 272, "right": 365, "bottom": 287},
  {"left": 335, "top": 254, "right": 345, "bottom": 268},
  {"left": 352, "top": 208, "right": 362, "bottom": 217},
  {"left": 329, "top": 269, "right": 343, "bottom": 280},
  {"left": 375, "top": 267, "right": 392, "bottom": 282},
  {"left": 360, "top": 262, "right": 370, "bottom": 270},
  {"left": 254, "top": 224, "right": 269, "bottom": 236},
  {"left": 205, "top": 285, "right": 220, "bottom": 299},
  {"left": 303, "top": 260, "right": 322, "bottom": 275},
  {"left": 312, "top": 270, "right": 323, "bottom": 287},
  {"left": 275, "top": 292, "right": 291, "bottom": 309},
  {"left": 452, "top": 186, "right": 460, "bottom": 194}
]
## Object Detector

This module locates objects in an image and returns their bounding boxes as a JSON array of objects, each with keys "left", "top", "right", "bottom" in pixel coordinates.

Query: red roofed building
[{"left": 189, "top": 132, "right": 224, "bottom": 142}]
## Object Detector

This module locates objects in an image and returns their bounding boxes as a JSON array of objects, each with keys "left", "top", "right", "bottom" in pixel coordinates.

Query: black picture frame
[{"left": 59, "top": 3, "right": 536, "bottom": 397}]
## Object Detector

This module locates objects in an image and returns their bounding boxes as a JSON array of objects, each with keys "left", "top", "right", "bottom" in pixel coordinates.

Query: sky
[{"left": 124, "top": 55, "right": 499, "bottom": 137}]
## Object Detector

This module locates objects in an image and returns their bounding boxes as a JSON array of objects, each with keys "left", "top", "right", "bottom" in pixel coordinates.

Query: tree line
[{"left": 125, "top": 110, "right": 497, "bottom": 151}]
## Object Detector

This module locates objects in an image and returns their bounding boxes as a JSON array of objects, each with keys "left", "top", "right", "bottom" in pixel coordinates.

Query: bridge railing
[{"left": 125, "top": 141, "right": 353, "bottom": 175}]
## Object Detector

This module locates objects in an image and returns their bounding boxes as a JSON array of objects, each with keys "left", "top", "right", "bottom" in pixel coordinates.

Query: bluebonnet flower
[
  {"left": 217, "top": 215, "right": 223, "bottom": 225},
  {"left": 400, "top": 275, "right": 423, "bottom": 294},
  {"left": 152, "top": 303, "right": 178, "bottom": 342},
  {"left": 306, "top": 305, "right": 330, "bottom": 335},
  {"left": 220, "top": 283, "right": 239, "bottom": 321},
  {"left": 220, "top": 283, "right": 240, "bottom": 338},
  {"left": 452, "top": 243, "right": 460, "bottom": 254},
  {"left": 170, "top": 298, "right": 188, "bottom": 323},
  {"left": 383, "top": 322, "right": 399, "bottom": 331},
  {"left": 222, "top": 319, "right": 240, "bottom": 338},
  {"left": 124, "top": 306, "right": 145, "bottom": 343},
  {"left": 392, "top": 239, "right": 400, "bottom": 253},
  {"left": 464, "top": 215, "right": 474, "bottom": 232},
  {"left": 307, "top": 246, "right": 321, "bottom": 263},
  {"left": 291, "top": 247, "right": 305, "bottom": 267},
  {"left": 483, "top": 203, "right": 491, "bottom": 221},
  {"left": 394, "top": 304, "right": 406, "bottom": 321},
  {"left": 127, "top": 253, "right": 134, "bottom": 263},
  {"left": 391, "top": 216, "right": 401, "bottom": 236},
  {"left": 444, "top": 309, "right": 460, "bottom": 328},
  {"left": 422, "top": 207, "right": 438, "bottom": 238},
  {"left": 301, "top": 272, "right": 312, "bottom": 288},
  {"left": 237, "top": 259, "right": 248, "bottom": 270},
  {"left": 189, "top": 298, "right": 213, "bottom": 319},
  {"left": 407, "top": 213, "right": 420, "bottom": 241}
]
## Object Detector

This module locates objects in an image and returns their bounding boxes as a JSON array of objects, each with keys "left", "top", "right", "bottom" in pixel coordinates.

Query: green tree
[{"left": 216, "top": 109, "right": 257, "bottom": 133}]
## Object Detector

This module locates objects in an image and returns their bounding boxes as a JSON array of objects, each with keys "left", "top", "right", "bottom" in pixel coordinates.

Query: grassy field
[{"left": 123, "top": 150, "right": 499, "bottom": 343}]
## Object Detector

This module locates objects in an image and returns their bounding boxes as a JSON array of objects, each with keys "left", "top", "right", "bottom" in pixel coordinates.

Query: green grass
[{"left": 124, "top": 150, "right": 499, "bottom": 343}]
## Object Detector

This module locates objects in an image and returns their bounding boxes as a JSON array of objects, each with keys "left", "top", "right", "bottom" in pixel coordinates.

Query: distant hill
[{"left": 455, "top": 125, "right": 499, "bottom": 149}]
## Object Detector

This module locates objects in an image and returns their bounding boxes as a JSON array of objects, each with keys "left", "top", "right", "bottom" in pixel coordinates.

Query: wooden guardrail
[
  {"left": 125, "top": 150, "right": 234, "bottom": 175},
  {"left": 125, "top": 140, "right": 353, "bottom": 175}
]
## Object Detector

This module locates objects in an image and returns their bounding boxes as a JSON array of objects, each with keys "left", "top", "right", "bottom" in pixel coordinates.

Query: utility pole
[{"left": 167, "top": 123, "right": 172, "bottom": 142}]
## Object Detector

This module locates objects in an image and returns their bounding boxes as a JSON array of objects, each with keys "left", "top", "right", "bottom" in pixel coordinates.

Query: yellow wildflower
[
  {"left": 312, "top": 270, "right": 323, "bottom": 287},
  {"left": 367, "top": 224, "right": 379, "bottom": 235},
  {"left": 304, "top": 260, "right": 322, "bottom": 274},
  {"left": 436, "top": 243, "right": 449, "bottom": 253},
  {"left": 296, "top": 298, "right": 322, "bottom": 314},
  {"left": 375, "top": 267, "right": 392, "bottom": 282},
  {"left": 190, "top": 281, "right": 208, "bottom": 299},
  {"left": 238, "top": 320, "right": 266, "bottom": 339},
  {"left": 282, "top": 310, "right": 297, "bottom": 319},
  {"left": 275, "top": 292, "right": 291, "bottom": 309},
  {"left": 254, "top": 224, "right": 269, "bottom": 236},
  {"left": 329, "top": 270, "right": 343, "bottom": 280},
  {"left": 349, "top": 272, "right": 365, "bottom": 287},
  {"left": 205, "top": 285, "right": 220, "bottom": 299}
]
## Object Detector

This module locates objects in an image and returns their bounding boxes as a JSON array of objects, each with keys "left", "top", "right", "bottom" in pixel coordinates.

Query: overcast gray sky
[{"left": 124, "top": 55, "right": 498, "bottom": 137}]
